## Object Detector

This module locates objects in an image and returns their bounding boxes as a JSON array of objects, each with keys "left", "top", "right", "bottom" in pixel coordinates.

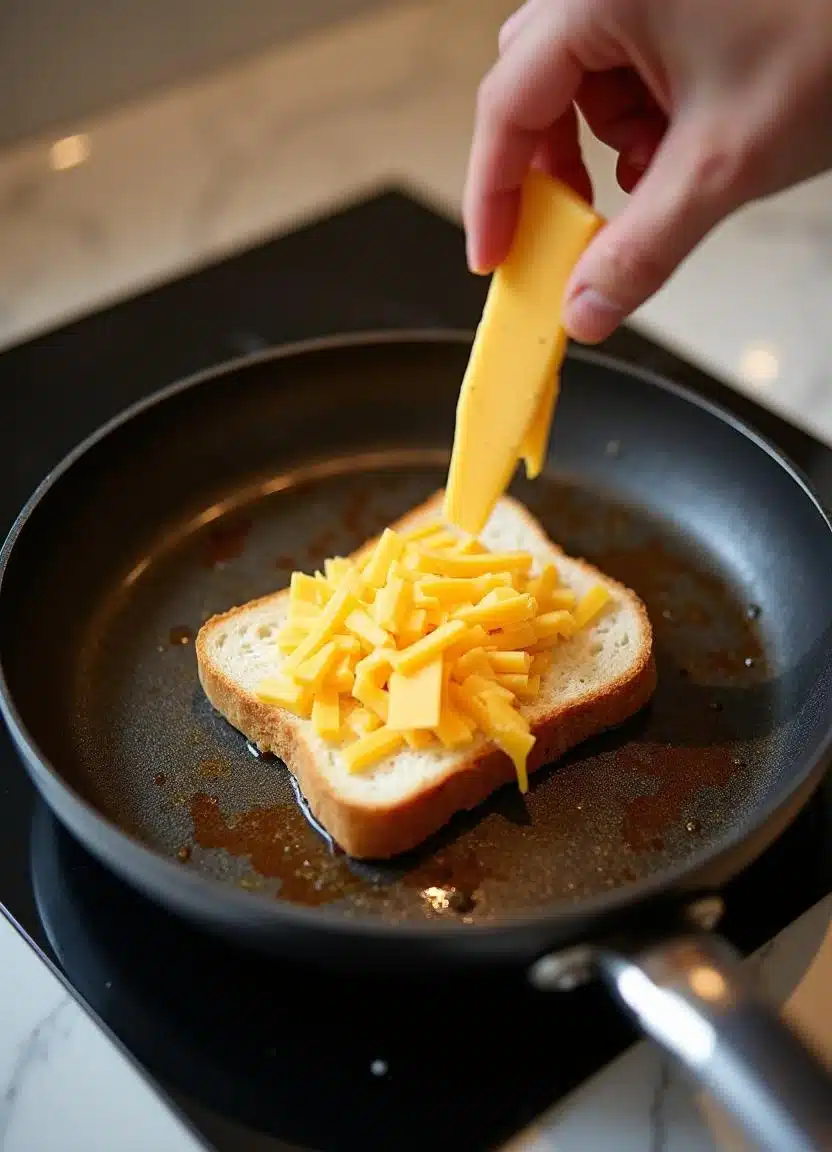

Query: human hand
[{"left": 464, "top": 0, "right": 832, "bottom": 342}]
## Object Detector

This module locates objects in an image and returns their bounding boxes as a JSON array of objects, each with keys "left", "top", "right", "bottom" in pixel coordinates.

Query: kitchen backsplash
[{"left": 0, "top": 0, "right": 393, "bottom": 149}]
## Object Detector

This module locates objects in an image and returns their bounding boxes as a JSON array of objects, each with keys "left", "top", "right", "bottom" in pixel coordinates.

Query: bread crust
[{"left": 196, "top": 493, "right": 656, "bottom": 859}]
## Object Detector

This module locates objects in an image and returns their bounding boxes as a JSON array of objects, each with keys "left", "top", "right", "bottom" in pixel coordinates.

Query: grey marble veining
[
  {"left": 0, "top": 996, "right": 72, "bottom": 1146},
  {"left": 0, "top": 911, "right": 208, "bottom": 1151},
  {"left": 504, "top": 893, "right": 832, "bottom": 1152}
]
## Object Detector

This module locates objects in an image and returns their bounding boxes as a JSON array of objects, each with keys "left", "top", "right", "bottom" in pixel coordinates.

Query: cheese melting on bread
[
  {"left": 196, "top": 494, "right": 656, "bottom": 859},
  {"left": 255, "top": 516, "right": 611, "bottom": 792}
]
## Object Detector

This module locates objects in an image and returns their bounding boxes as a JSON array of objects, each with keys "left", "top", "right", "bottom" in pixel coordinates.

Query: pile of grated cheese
[{"left": 257, "top": 520, "right": 610, "bottom": 790}]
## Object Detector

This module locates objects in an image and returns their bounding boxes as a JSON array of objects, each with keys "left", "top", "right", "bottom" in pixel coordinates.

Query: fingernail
[
  {"left": 564, "top": 286, "right": 624, "bottom": 344},
  {"left": 466, "top": 236, "right": 489, "bottom": 276}
]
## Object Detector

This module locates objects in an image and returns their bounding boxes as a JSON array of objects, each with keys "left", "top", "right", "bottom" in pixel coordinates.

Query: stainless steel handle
[{"left": 598, "top": 933, "right": 832, "bottom": 1152}]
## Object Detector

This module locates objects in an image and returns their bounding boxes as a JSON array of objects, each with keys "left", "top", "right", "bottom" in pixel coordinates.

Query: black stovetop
[{"left": 2, "top": 188, "right": 832, "bottom": 1152}]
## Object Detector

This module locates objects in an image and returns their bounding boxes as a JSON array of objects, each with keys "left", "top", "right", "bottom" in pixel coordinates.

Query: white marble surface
[
  {"left": 0, "top": 910, "right": 208, "bottom": 1151},
  {"left": 0, "top": 0, "right": 830, "bottom": 444},
  {"left": 0, "top": 1, "right": 831, "bottom": 1150},
  {"left": 505, "top": 894, "right": 832, "bottom": 1152}
]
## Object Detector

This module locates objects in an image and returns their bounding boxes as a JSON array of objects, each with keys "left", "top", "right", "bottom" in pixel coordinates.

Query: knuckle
[
  {"left": 475, "top": 69, "right": 505, "bottom": 124},
  {"left": 602, "top": 233, "right": 667, "bottom": 299},
  {"left": 689, "top": 123, "right": 762, "bottom": 205},
  {"left": 497, "top": 18, "right": 515, "bottom": 54}
]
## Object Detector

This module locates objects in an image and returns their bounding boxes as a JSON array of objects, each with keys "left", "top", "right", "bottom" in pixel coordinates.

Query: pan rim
[{"left": 2, "top": 327, "right": 832, "bottom": 945}]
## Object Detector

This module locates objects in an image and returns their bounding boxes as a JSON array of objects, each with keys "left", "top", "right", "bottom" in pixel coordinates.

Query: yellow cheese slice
[
  {"left": 454, "top": 592, "right": 537, "bottom": 629},
  {"left": 387, "top": 657, "right": 443, "bottom": 731},
  {"left": 453, "top": 647, "right": 494, "bottom": 681},
  {"left": 363, "top": 528, "right": 405, "bottom": 587},
  {"left": 311, "top": 690, "right": 341, "bottom": 741},
  {"left": 414, "top": 551, "right": 532, "bottom": 578},
  {"left": 289, "top": 571, "right": 323, "bottom": 606},
  {"left": 520, "top": 366, "right": 561, "bottom": 480},
  {"left": 343, "top": 727, "right": 406, "bottom": 773},
  {"left": 395, "top": 619, "right": 467, "bottom": 675},
  {"left": 434, "top": 705, "right": 475, "bottom": 749},
  {"left": 489, "top": 650, "right": 531, "bottom": 675},
  {"left": 282, "top": 571, "right": 360, "bottom": 673},
  {"left": 293, "top": 641, "right": 342, "bottom": 691},
  {"left": 573, "top": 584, "right": 611, "bottom": 629},
  {"left": 444, "top": 172, "right": 603, "bottom": 535}
]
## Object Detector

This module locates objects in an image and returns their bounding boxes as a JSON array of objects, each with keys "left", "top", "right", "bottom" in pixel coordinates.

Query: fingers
[
  {"left": 564, "top": 114, "right": 742, "bottom": 343},
  {"left": 616, "top": 154, "right": 649, "bottom": 194},
  {"left": 497, "top": 0, "right": 544, "bottom": 55},
  {"left": 576, "top": 69, "right": 667, "bottom": 185},
  {"left": 463, "top": 5, "right": 583, "bottom": 273},
  {"left": 532, "top": 104, "right": 594, "bottom": 204}
]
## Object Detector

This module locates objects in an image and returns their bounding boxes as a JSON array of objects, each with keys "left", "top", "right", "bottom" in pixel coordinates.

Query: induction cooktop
[{"left": 2, "top": 187, "right": 831, "bottom": 1152}]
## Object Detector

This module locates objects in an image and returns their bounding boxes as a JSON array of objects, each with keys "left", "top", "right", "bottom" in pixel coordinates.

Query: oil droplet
[
  {"left": 371, "top": 1059, "right": 389, "bottom": 1077},
  {"left": 154, "top": 772, "right": 166, "bottom": 786},
  {"left": 239, "top": 875, "right": 263, "bottom": 891},
  {"left": 733, "top": 757, "right": 746, "bottom": 768},
  {"left": 449, "top": 890, "right": 477, "bottom": 915},
  {"left": 747, "top": 604, "right": 762, "bottom": 620},
  {"left": 685, "top": 819, "right": 702, "bottom": 834},
  {"left": 744, "top": 657, "right": 755, "bottom": 668},
  {"left": 289, "top": 773, "right": 339, "bottom": 854},
  {"left": 246, "top": 741, "right": 263, "bottom": 759},
  {"left": 661, "top": 608, "right": 674, "bottom": 622},
  {"left": 199, "top": 758, "right": 230, "bottom": 779},
  {"left": 203, "top": 516, "right": 252, "bottom": 568},
  {"left": 177, "top": 845, "right": 191, "bottom": 862},
  {"left": 169, "top": 625, "right": 192, "bottom": 646}
]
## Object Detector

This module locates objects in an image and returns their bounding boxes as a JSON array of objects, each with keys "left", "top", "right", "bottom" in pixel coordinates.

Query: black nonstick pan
[{"left": 2, "top": 331, "right": 832, "bottom": 1149}]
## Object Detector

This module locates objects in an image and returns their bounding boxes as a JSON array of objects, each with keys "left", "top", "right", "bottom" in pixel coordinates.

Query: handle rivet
[
  {"left": 686, "top": 896, "right": 725, "bottom": 932},
  {"left": 529, "top": 946, "right": 596, "bottom": 991}
]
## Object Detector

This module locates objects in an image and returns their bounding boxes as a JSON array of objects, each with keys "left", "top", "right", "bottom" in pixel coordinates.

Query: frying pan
[{"left": 1, "top": 331, "right": 832, "bottom": 1149}]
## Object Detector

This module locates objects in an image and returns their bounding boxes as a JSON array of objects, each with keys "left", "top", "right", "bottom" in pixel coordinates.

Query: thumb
[{"left": 563, "top": 114, "right": 744, "bottom": 343}]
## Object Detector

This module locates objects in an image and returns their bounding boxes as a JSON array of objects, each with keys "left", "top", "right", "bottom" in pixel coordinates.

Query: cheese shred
[{"left": 258, "top": 531, "right": 611, "bottom": 791}]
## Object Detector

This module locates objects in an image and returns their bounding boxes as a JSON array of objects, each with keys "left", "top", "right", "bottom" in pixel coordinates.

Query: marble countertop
[
  {"left": 508, "top": 892, "right": 832, "bottom": 1152},
  {"left": 0, "top": 909, "right": 208, "bottom": 1151},
  {"left": 0, "top": 1, "right": 831, "bottom": 1150},
  {"left": 1, "top": 0, "right": 830, "bottom": 443}
]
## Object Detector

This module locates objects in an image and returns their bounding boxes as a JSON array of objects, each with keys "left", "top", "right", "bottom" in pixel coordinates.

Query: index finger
[{"left": 463, "top": 10, "right": 584, "bottom": 273}]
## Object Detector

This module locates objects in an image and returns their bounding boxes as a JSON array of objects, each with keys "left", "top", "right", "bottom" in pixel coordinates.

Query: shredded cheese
[{"left": 257, "top": 524, "right": 612, "bottom": 792}]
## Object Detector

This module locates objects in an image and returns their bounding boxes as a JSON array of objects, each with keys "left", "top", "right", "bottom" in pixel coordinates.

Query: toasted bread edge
[{"left": 196, "top": 492, "right": 657, "bottom": 859}]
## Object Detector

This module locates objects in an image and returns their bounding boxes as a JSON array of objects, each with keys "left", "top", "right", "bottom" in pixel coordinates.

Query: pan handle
[{"left": 598, "top": 933, "right": 832, "bottom": 1152}]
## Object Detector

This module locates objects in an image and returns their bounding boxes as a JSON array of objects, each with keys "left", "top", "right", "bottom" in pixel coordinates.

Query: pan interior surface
[{"left": 3, "top": 338, "right": 831, "bottom": 927}]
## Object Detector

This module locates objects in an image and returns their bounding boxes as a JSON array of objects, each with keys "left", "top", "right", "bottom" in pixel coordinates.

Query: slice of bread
[{"left": 196, "top": 493, "right": 656, "bottom": 859}]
